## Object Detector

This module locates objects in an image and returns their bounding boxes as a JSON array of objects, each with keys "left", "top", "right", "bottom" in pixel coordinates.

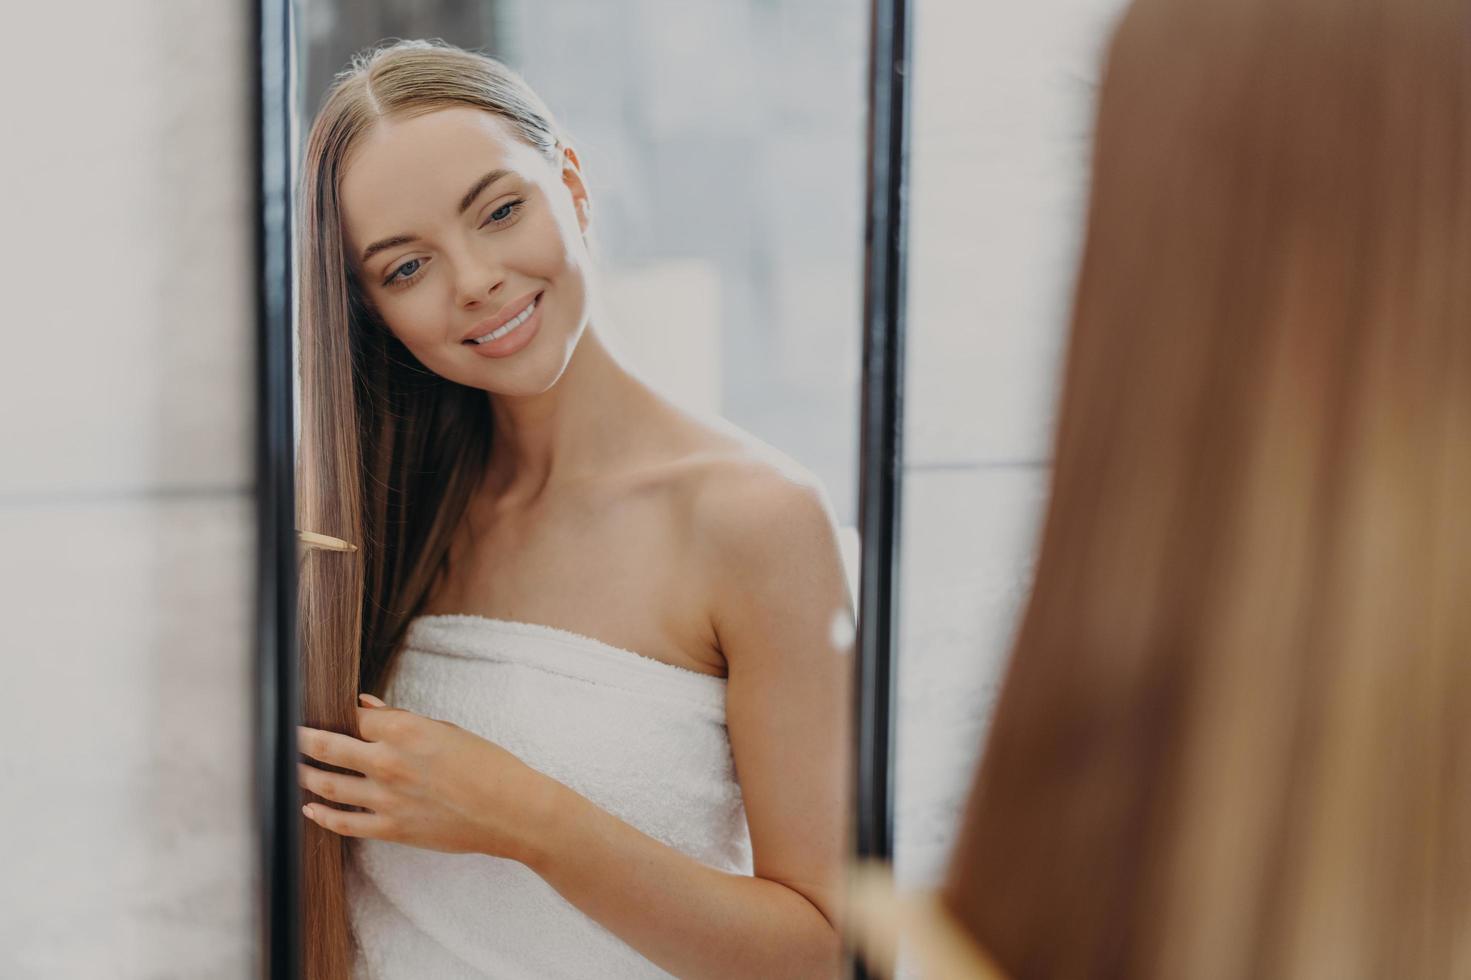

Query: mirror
[{"left": 257, "top": 0, "right": 904, "bottom": 977}]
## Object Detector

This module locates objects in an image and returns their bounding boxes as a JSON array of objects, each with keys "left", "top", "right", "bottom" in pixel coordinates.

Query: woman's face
[{"left": 339, "top": 105, "right": 592, "bottom": 396}]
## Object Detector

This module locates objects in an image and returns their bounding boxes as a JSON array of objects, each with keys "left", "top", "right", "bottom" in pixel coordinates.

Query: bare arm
[{"left": 520, "top": 776, "right": 842, "bottom": 979}]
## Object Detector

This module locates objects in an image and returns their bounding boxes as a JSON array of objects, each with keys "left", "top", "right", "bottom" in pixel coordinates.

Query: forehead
[{"left": 339, "top": 105, "right": 546, "bottom": 260}]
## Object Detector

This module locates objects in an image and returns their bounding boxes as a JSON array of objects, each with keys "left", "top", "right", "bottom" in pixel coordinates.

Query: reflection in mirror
[{"left": 287, "top": 3, "right": 866, "bottom": 977}]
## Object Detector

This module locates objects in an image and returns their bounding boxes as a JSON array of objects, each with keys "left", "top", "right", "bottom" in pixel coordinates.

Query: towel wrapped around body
[{"left": 346, "top": 614, "right": 753, "bottom": 979}]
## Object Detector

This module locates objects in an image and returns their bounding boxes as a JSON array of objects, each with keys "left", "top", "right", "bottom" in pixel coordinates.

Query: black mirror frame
[
  {"left": 254, "top": 0, "right": 302, "bottom": 976},
  {"left": 853, "top": 0, "right": 911, "bottom": 976},
  {"left": 252, "top": 1, "right": 910, "bottom": 976}
]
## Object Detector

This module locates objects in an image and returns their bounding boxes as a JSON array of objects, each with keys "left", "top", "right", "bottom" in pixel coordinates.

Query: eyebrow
[{"left": 358, "top": 168, "right": 514, "bottom": 266}]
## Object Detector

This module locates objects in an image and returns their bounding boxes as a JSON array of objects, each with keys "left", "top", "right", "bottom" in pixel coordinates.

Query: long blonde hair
[
  {"left": 940, "top": 0, "right": 1471, "bottom": 976},
  {"left": 294, "top": 39, "right": 567, "bottom": 980}
]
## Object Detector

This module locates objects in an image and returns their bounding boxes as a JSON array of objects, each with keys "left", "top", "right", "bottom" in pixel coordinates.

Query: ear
[{"left": 559, "top": 144, "right": 592, "bottom": 233}]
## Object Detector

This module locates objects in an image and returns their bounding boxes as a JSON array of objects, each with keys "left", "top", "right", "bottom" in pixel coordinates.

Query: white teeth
[{"left": 470, "top": 298, "right": 537, "bottom": 344}]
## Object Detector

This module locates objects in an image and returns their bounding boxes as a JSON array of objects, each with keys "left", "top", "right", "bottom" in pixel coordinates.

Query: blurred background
[{"left": 0, "top": 0, "right": 1127, "bottom": 975}]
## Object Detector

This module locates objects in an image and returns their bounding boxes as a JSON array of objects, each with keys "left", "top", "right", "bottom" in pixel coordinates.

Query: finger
[
  {"left": 296, "top": 725, "right": 377, "bottom": 772},
  {"left": 359, "top": 693, "right": 387, "bottom": 707},
  {"left": 302, "top": 802, "right": 389, "bottom": 841},
  {"left": 355, "top": 703, "right": 420, "bottom": 742},
  {"left": 299, "top": 761, "right": 381, "bottom": 810}
]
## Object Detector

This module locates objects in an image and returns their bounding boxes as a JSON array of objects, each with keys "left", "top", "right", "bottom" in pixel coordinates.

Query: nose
[{"left": 451, "top": 247, "right": 506, "bottom": 310}]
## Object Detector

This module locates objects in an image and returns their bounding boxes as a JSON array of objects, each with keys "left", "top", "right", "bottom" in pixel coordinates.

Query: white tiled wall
[
  {"left": 1, "top": 3, "right": 257, "bottom": 977},
  {"left": 894, "top": 0, "right": 1129, "bottom": 901}
]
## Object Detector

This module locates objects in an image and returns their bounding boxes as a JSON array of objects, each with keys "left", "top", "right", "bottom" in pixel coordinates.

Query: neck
[{"left": 481, "top": 323, "right": 650, "bottom": 503}]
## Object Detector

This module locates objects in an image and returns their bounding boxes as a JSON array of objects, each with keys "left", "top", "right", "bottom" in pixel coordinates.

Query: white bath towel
[{"left": 346, "top": 614, "right": 753, "bottom": 979}]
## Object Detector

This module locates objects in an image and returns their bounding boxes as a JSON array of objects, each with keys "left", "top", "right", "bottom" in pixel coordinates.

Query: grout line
[{"left": 904, "top": 459, "right": 1050, "bottom": 472}]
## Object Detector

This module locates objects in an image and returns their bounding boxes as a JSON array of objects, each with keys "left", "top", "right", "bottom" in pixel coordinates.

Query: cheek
[
  {"left": 518, "top": 210, "right": 585, "bottom": 279},
  {"left": 380, "top": 295, "right": 448, "bottom": 350}
]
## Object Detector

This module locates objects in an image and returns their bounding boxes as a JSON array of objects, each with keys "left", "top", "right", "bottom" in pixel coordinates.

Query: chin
[{"left": 482, "top": 342, "right": 577, "bottom": 398}]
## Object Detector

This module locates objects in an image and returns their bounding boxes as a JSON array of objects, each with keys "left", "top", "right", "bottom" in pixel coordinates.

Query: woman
[
  {"left": 293, "top": 40, "right": 853, "bottom": 980},
  {"left": 938, "top": 0, "right": 1471, "bottom": 976}
]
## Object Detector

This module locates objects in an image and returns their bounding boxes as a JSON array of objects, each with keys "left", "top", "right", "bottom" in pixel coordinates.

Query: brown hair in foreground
[{"left": 940, "top": 0, "right": 1471, "bottom": 976}]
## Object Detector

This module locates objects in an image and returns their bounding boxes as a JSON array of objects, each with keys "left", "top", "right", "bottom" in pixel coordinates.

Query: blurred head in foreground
[{"left": 941, "top": 0, "right": 1471, "bottom": 976}]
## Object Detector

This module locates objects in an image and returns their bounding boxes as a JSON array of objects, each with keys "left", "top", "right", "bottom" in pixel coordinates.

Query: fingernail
[
  {"left": 302, "top": 804, "right": 313, "bottom": 819},
  {"left": 359, "top": 693, "right": 386, "bottom": 707}
]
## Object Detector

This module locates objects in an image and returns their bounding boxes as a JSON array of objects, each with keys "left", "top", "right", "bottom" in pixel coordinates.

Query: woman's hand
[{"left": 297, "top": 694, "right": 547, "bottom": 863}]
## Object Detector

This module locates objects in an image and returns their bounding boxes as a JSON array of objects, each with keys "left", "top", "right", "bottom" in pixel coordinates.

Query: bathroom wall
[
  {"left": 894, "top": 0, "right": 1129, "bottom": 908},
  {"left": 1, "top": 3, "right": 258, "bottom": 976}
]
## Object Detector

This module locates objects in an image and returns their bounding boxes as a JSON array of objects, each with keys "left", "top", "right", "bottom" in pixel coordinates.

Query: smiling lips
[{"left": 462, "top": 292, "right": 541, "bottom": 345}]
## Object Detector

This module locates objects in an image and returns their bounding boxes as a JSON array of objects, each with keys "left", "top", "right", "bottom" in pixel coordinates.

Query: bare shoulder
[
  {"left": 659, "top": 414, "right": 842, "bottom": 564},
  {"left": 645, "top": 414, "right": 853, "bottom": 657},
  {"left": 697, "top": 455, "right": 841, "bottom": 571},
  {"left": 623, "top": 395, "right": 850, "bottom": 613}
]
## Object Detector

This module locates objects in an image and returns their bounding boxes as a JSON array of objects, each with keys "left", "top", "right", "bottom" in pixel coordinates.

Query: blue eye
[
  {"left": 384, "top": 257, "right": 423, "bottom": 289},
  {"left": 484, "top": 198, "right": 527, "bottom": 226}
]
